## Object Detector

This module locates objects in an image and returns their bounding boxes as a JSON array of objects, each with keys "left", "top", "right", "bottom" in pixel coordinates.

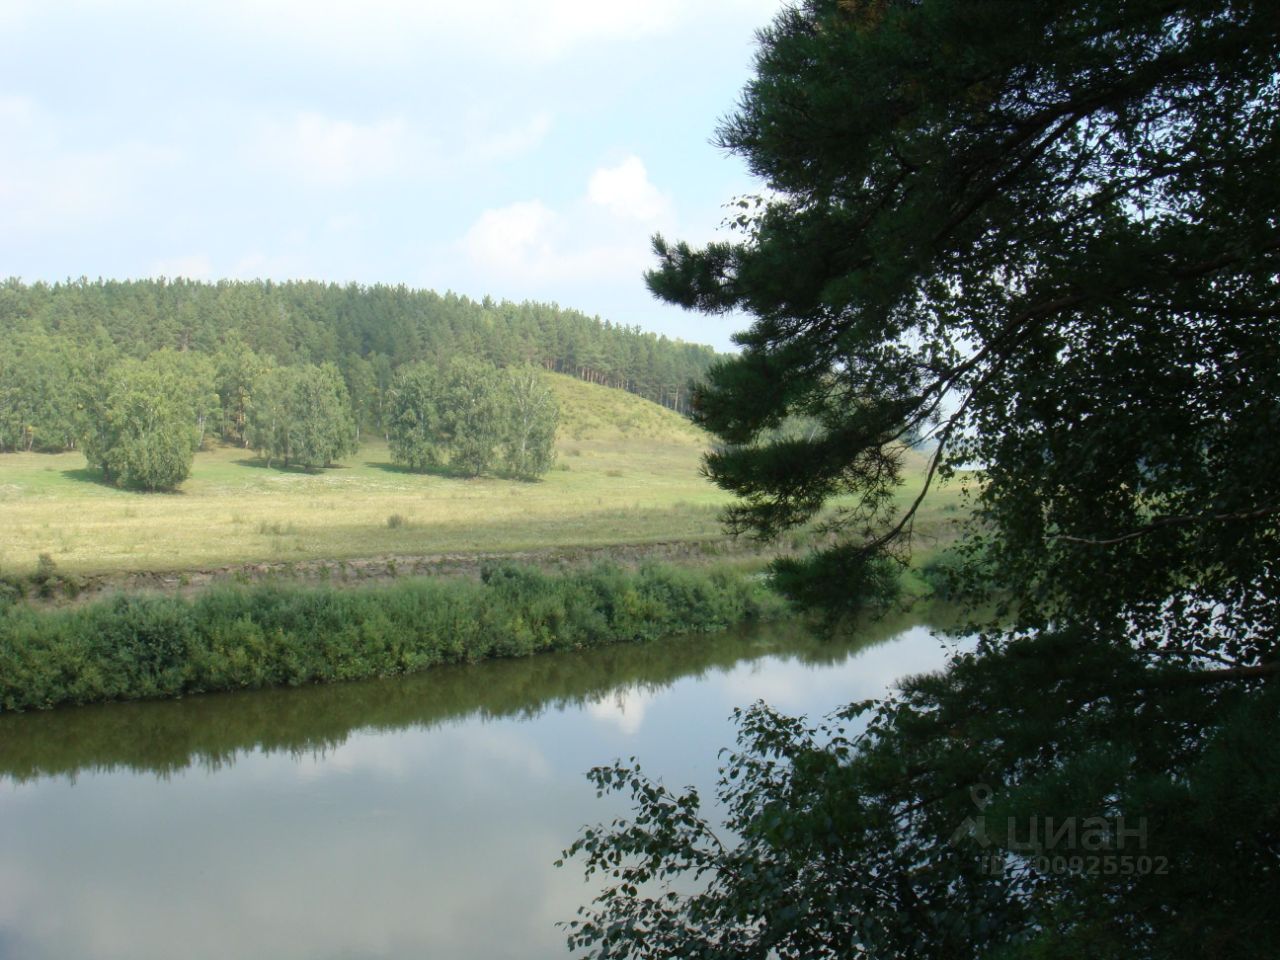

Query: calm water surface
[{"left": 0, "top": 609, "right": 963, "bottom": 960}]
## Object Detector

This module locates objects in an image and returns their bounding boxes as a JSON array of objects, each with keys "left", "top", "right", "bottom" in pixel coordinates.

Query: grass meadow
[{"left": 0, "top": 373, "right": 968, "bottom": 578}]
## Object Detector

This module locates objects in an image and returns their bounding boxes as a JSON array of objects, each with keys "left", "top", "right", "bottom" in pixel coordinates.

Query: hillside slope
[
  {"left": 547, "top": 371, "right": 707, "bottom": 444},
  {"left": 0, "top": 374, "right": 723, "bottom": 578}
]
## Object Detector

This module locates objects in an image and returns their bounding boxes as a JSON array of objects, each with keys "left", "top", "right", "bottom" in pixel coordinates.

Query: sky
[{"left": 0, "top": 0, "right": 787, "bottom": 350}]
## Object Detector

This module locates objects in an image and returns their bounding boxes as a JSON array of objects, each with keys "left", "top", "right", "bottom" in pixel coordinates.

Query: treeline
[
  {"left": 13, "top": 344, "right": 557, "bottom": 490},
  {"left": 0, "top": 563, "right": 785, "bottom": 712},
  {"left": 388, "top": 359, "right": 559, "bottom": 480},
  {"left": 73, "top": 350, "right": 364, "bottom": 489},
  {"left": 0, "top": 278, "right": 717, "bottom": 455}
]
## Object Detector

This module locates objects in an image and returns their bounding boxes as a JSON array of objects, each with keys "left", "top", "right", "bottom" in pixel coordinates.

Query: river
[{"left": 0, "top": 607, "right": 963, "bottom": 960}]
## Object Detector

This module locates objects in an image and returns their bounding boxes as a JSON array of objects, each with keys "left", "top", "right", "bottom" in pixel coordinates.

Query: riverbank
[
  {"left": 0, "top": 561, "right": 788, "bottom": 712},
  {"left": 0, "top": 535, "right": 782, "bottom": 608},
  {"left": 0, "top": 607, "right": 960, "bottom": 783},
  {"left": 0, "top": 606, "right": 953, "bottom": 960}
]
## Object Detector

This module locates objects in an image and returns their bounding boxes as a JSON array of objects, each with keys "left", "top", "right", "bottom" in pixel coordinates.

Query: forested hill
[{"left": 0, "top": 277, "right": 717, "bottom": 416}]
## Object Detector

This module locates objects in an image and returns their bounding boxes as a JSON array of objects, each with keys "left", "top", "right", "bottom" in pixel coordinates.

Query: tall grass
[{"left": 0, "top": 563, "right": 786, "bottom": 712}]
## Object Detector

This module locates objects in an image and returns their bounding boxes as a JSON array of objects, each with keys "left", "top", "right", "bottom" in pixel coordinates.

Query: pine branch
[{"left": 1054, "top": 503, "right": 1280, "bottom": 547}]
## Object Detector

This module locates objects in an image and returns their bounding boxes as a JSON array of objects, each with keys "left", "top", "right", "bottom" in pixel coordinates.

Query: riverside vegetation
[
  {"left": 0, "top": 296, "right": 966, "bottom": 713},
  {"left": 0, "top": 562, "right": 786, "bottom": 712},
  {"left": 0, "top": 406, "right": 964, "bottom": 714},
  {"left": 0, "top": 606, "right": 955, "bottom": 784}
]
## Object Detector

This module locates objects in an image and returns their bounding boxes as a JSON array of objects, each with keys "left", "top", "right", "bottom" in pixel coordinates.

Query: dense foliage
[
  {"left": 213, "top": 334, "right": 269, "bottom": 447},
  {"left": 0, "top": 332, "right": 93, "bottom": 452},
  {"left": 565, "top": 1, "right": 1280, "bottom": 957},
  {"left": 80, "top": 354, "right": 204, "bottom": 491},
  {"left": 246, "top": 362, "right": 359, "bottom": 469},
  {"left": 0, "top": 563, "right": 784, "bottom": 712},
  {"left": 431, "top": 357, "right": 507, "bottom": 477},
  {"left": 385, "top": 362, "right": 446, "bottom": 472},
  {"left": 0, "top": 279, "right": 717, "bottom": 455},
  {"left": 500, "top": 364, "right": 560, "bottom": 480},
  {"left": 387, "top": 359, "right": 560, "bottom": 479}
]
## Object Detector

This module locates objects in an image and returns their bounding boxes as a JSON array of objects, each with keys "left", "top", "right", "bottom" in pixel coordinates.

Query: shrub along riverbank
[{"left": 0, "top": 562, "right": 786, "bottom": 712}]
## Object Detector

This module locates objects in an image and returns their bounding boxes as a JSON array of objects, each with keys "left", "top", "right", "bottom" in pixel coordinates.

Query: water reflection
[
  {"left": 0, "top": 607, "right": 962, "bottom": 960},
  {"left": 0, "top": 605, "right": 964, "bottom": 785}
]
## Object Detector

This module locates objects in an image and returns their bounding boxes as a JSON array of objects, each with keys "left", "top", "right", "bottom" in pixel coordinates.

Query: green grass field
[{"left": 0, "top": 372, "right": 967, "bottom": 579}]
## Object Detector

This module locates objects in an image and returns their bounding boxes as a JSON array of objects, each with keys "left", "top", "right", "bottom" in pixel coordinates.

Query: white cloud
[
  {"left": 18, "top": 0, "right": 781, "bottom": 64},
  {"left": 232, "top": 250, "right": 309, "bottom": 280},
  {"left": 0, "top": 1, "right": 38, "bottom": 30},
  {"left": 215, "top": 0, "right": 688, "bottom": 62},
  {"left": 461, "top": 155, "right": 674, "bottom": 287},
  {"left": 462, "top": 200, "right": 559, "bottom": 278},
  {"left": 588, "top": 155, "right": 670, "bottom": 222},
  {"left": 149, "top": 254, "right": 214, "bottom": 279},
  {"left": 243, "top": 107, "right": 548, "bottom": 191},
  {"left": 0, "top": 97, "right": 179, "bottom": 233},
  {"left": 505, "top": 0, "right": 684, "bottom": 58},
  {"left": 0, "top": 94, "right": 36, "bottom": 125},
  {"left": 465, "top": 111, "right": 553, "bottom": 164},
  {"left": 461, "top": 198, "right": 652, "bottom": 286},
  {"left": 248, "top": 111, "right": 409, "bottom": 186}
]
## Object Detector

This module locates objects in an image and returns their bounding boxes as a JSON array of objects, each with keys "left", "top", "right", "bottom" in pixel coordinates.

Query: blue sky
[{"left": 0, "top": 1, "right": 786, "bottom": 349}]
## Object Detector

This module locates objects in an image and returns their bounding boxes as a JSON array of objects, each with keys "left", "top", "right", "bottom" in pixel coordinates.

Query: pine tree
[{"left": 564, "top": 2, "right": 1280, "bottom": 956}]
